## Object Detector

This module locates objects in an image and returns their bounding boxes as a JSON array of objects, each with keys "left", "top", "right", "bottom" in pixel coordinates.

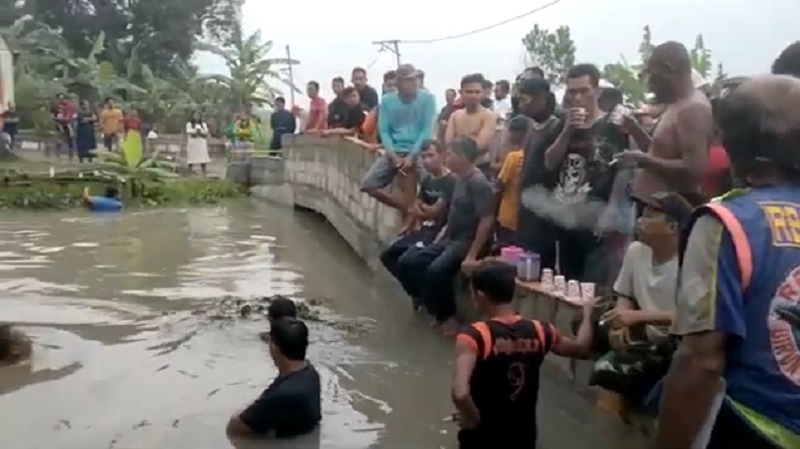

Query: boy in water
[
  {"left": 452, "top": 260, "right": 594, "bottom": 448},
  {"left": 82, "top": 186, "right": 122, "bottom": 212}
]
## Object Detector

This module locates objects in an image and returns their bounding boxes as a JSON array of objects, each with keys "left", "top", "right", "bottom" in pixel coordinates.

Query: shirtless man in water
[{"left": 617, "top": 41, "right": 713, "bottom": 208}]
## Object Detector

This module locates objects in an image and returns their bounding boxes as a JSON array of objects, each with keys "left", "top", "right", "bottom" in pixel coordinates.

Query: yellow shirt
[
  {"left": 100, "top": 108, "right": 123, "bottom": 135},
  {"left": 497, "top": 149, "right": 523, "bottom": 230}
]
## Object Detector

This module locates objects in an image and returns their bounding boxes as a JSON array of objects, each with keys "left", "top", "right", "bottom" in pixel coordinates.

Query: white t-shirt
[
  {"left": 494, "top": 97, "right": 512, "bottom": 130},
  {"left": 612, "top": 241, "right": 678, "bottom": 340}
]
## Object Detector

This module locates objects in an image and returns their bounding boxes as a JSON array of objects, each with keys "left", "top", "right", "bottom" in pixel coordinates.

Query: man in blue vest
[{"left": 656, "top": 75, "right": 800, "bottom": 449}]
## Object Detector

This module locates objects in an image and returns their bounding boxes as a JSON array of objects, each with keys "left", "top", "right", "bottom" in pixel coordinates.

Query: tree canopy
[
  {"left": 13, "top": 0, "right": 243, "bottom": 77},
  {"left": 521, "top": 25, "right": 576, "bottom": 85},
  {"left": 1, "top": 8, "right": 299, "bottom": 135},
  {"left": 520, "top": 23, "right": 728, "bottom": 104}
]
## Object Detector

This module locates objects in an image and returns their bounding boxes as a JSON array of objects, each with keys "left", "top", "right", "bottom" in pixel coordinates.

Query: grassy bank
[{"left": 0, "top": 178, "right": 243, "bottom": 210}]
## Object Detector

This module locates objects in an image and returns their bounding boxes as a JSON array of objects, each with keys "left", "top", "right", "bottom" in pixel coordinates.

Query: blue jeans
[{"left": 396, "top": 239, "right": 471, "bottom": 322}]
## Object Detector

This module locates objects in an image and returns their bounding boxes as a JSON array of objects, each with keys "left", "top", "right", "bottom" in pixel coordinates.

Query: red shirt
[
  {"left": 306, "top": 97, "right": 327, "bottom": 131},
  {"left": 57, "top": 101, "right": 75, "bottom": 122},
  {"left": 123, "top": 117, "right": 142, "bottom": 131},
  {"left": 701, "top": 144, "right": 731, "bottom": 197}
]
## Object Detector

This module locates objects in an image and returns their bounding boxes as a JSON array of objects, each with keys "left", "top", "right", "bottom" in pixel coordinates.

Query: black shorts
[{"left": 103, "top": 134, "right": 117, "bottom": 150}]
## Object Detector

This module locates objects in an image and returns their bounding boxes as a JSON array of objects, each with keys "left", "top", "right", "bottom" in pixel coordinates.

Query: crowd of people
[
  {"left": 4, "top": 37, "right": 800, "bottom": 449},
  {"left": 267, "top": 40, "right": 800, "bottom": 449}
]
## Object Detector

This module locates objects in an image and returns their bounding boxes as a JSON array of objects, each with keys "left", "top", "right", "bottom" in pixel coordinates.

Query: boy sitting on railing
[{"left": 381, "top": 140, "right": 455, "bottom": 311}]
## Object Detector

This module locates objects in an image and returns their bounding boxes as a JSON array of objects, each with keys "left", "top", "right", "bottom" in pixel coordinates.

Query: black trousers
[
  {"left": 396, "top": 239, "right": 471, "bottom": 321},
  {"left": 380, "top": 227, "right": 439, "bottom": 299}
]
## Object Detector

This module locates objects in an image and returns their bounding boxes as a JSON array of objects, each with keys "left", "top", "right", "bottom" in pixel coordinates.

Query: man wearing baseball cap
[
  {"left": 602, "top": 191, "right": 690, "bottom": 349},
  {"left": 360, "top": 63, "right": 436, "bottom": 211}
]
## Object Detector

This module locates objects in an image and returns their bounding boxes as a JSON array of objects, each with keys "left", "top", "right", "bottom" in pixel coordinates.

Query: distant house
[{"left": 0, "top": 36, "right": 14, "bottom": 112}]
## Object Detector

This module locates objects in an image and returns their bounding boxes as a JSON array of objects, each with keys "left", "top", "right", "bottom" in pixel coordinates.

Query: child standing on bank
[{"left": 494, "top": 116, "right": 532, "bottom": 247}]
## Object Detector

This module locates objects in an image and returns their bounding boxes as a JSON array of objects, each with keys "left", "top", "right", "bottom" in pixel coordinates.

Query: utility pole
[
  {"left": 285, "top": 44, "right": 296, "bottom": 106},
  {"left": 372, "top": 40, "right": 401, "bottom": 67}
]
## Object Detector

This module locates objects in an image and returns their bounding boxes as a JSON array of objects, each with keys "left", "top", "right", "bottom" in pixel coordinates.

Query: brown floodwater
[{"left": 0, "top": 200, "right": 647, "bottom": 449}]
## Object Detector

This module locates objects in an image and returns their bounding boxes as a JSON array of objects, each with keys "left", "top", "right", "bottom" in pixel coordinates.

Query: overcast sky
[{"left": 197, "top": 0, "right": 797, "bottom": 108}]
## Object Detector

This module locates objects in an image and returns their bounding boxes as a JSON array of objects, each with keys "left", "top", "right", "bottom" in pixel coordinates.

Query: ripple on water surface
[{"left": 0, "top": 207, "right": 386, "bottom": 449}]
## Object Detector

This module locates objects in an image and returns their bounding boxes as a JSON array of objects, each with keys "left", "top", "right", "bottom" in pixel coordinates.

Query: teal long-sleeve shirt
[{"left": 377, "top": 90, "right": 436, "bottom": 154}]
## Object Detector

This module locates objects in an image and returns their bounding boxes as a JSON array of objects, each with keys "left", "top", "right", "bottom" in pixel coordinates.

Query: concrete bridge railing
[{"left": 253, "top": 135, "right": 405, "bottom": 269}]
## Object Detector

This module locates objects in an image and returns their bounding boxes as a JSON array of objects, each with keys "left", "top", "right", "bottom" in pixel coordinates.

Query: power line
[{"left": 400, "top": 0, "right": 563, "bottom": 44}]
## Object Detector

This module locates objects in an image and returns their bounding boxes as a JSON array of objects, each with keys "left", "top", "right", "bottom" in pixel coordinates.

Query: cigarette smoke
[{"left": 519, "top": 185, "right": 635, "bottom": 233}]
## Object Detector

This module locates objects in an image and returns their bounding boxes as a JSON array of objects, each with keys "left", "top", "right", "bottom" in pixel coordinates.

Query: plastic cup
[
  {"left": 580, "top": 282, "right": 596, "bottom": 302},
  {"left": 541, "top": 268, "right": 554, "bottom": 287},
  {"left": 567, "top": 280, "right": 580, "bottom": 298},
  {"left": 553, "top": 275, "right": 566, "bottom": 294}
]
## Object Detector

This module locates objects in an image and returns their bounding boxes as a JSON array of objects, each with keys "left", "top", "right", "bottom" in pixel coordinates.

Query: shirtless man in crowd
[
  {"left": 445, "top": 74, "right": 497, "bottom": 179},
  {"left": 617, "top": 41, "right": 713, "bottom": 209}
]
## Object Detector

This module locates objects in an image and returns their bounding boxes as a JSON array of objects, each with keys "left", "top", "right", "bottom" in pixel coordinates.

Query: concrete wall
[{"left": 254, "top": 135, "right": 403, "bottom": 269}]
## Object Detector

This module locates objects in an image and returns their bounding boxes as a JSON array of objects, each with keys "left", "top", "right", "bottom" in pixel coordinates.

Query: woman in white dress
[{"left": 186, "top": 111, "right": 210, "bottom": 176}]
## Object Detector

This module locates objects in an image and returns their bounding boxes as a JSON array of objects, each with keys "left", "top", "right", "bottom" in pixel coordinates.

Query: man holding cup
[{"left": 539, "top": 64, "right": 632, "bottom": 288}]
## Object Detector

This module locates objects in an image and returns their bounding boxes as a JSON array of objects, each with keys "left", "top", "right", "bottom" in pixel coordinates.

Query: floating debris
[{"left": 199, "top": 295, "right": 374, "bottom": 338}]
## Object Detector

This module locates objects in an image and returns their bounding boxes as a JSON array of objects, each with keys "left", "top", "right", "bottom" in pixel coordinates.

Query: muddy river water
[{"left": 0, "top": 200, "right": 647, "bottom": 449}]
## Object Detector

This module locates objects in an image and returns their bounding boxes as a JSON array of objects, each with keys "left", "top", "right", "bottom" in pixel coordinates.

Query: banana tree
[
  {"left": 195, "top": 23, "right": 300, "bottom": 110},
  {"left": 130, "top": 64, "right": 194, "bottom": 128},
  {"left": 90, "top": 145, "right": 179, "bottom": 198},
  {"left": 54, "top": 32, "right": 145, "bottom": 103}
]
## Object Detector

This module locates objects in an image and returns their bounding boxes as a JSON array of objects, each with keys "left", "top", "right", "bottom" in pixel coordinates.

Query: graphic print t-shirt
[{"left": 551, "top": 116, "right": 628, "bottom": 207}]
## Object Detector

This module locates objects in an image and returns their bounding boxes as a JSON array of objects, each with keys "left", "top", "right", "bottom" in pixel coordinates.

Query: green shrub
[{"left": 0, "top": 178, "right": 242, "bottom": 210}]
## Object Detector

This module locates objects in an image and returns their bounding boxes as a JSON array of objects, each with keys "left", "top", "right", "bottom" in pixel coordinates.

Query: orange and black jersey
[{"left": 456, "top": 315, "right": 560, "bottom": 445}]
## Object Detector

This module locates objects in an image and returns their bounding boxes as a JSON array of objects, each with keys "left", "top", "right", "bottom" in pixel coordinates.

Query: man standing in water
[
  {"left": 657, "top": 75, "right": 800, "bottom": 449},
  {"left": 227, "top": 318, "right": 321, "bottom": 440},
  {"left": 620, "top": 41, "right": 713, "bottom": 208},
  {"left": 452, "top": 260, "right": 593, "bottom": 448}
]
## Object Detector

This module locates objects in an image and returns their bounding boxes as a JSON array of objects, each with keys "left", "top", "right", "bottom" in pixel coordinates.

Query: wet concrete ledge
[{"left": 249, "top": 136, "right": 651, "bottom": 440}]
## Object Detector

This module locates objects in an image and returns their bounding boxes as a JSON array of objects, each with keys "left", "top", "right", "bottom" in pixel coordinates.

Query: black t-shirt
[
  {"left": 239, "top": 363, "right": 322, "bottom": 438},
  {"left": 516, "top": 116, "right": 561, "bottom": 250},
  {"left": 458, "top": 318, "right": 557, "bottom": 445},
  {"left": 341, "top": 105, "right": 367, "bottom": 131},
  {"left": 446, "top": 169, "right": 495, "bottom": 242},
  {"left": 418, "top": 172, "right": 456, "bottom": 228},
  {"left": 327, "top": 98, "right": 348, "bottom": 128},
  {"left": 548, "top": 115, "right": 628, "bottom": 205},
  {"left": 356, "top": 85, "right": 380, "bottom": 110}
]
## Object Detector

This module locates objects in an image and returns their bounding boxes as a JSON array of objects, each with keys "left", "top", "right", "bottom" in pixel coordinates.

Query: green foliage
[
  {"left": 690, "top": 35, "right": 712, "bottom": 79},
  {"left": 16, "top": 0, "right": 242, "bottom": 78},
  {"left": 195, "top": 23, "right": 300, "bottom": 109},
  {"left": 0, "top": 177, "right": 241, "bottom": 210},
  {"left": 91, "top": 149, "right": 180, "bottom": 182},
  {"left": 602, "top": 57, "right": 647, "bottom": 104},
  {"left": 2, "top": 14, "right": 298, "bottom": 135},
  {"left": 141, "top": 179, "right": 241, "bottom": 206},
  {"left": 600, "top": 25, "right": 726, "bottom": 104},
  {"left": 521, "top": 25, "right": 576, "bottom": 85}
]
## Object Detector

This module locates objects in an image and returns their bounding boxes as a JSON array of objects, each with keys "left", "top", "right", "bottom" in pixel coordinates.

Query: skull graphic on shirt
[{"left": 554, "top": 153, "right": 591, "bottom": 205}]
